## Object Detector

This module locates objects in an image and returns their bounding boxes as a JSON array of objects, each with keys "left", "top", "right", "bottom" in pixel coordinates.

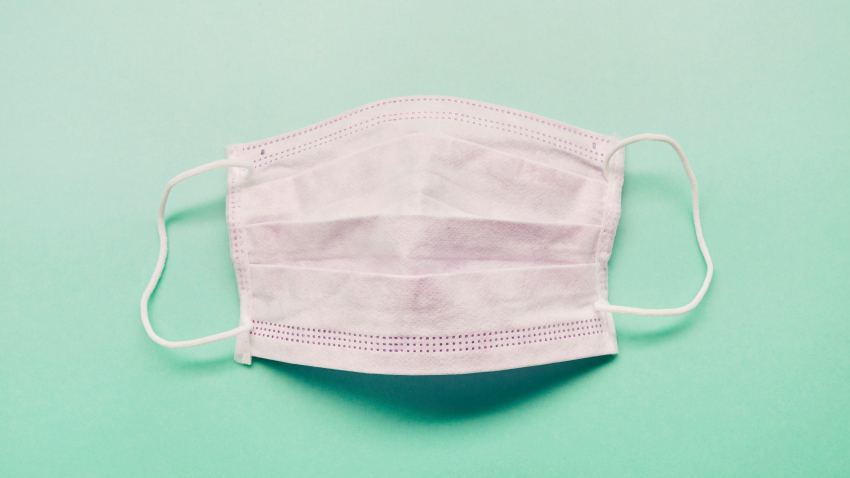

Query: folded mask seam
[
  {"left": 248, "top": 111, "right": 606, "bottom": 171},
  {"left": 593, "top": 146, "right": 624, "bottom": 349},
  {"left": 245, "top": 263, "right": 596, "bottom": 276},
  {"left": 244, "top": 214, "right": 606, "bottom": 229},
  {"left": 227, "top": 160, "right": 254, "bottom": 360},
  {"left": 596, "top": 155, "right": 613, "bottom": 300},
  {"left": 247, "top": 262, "right": 596, "bottom": 279},
  {"left": 228, "top": 171, "right": 248, "bottom": 300},
  {"left": 249, "top": 317, "right": 604, "bottom": 353},
  {"left": 239, "top": 96, "right": 611, "bottom": 158}
]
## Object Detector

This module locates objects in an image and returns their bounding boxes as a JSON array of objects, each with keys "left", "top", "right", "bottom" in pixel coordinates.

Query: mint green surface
[{"left": 2, "top": 1, "right": 848, "bottom": 476}]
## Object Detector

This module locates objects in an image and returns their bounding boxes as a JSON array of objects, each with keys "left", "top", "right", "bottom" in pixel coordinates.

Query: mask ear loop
[
  {"left": 594, "top": 134, "right": 713, "bottom": 316},
  {"left": 140, "top": 160, "right": 255, "bottom": 348}
]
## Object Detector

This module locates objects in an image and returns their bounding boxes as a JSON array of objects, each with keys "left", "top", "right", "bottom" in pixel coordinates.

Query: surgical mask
[{"left": 140, "top": 96, "right": 713, "bottom": 374}]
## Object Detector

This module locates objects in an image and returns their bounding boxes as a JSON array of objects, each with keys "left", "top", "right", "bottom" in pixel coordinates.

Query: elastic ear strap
[
  {"left": 140, "top": 160, "right": 255, "bottom": 348},
  {"left": 595, "top": 134, "right": 713, "bottom": 316}
]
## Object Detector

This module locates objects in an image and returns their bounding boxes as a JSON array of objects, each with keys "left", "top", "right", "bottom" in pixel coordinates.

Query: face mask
[{"left": 140, "top": 96, "right": 713, "bottom": 374}]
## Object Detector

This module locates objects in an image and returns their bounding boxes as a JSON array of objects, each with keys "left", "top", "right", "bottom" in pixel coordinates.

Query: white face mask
[{"left": 141, "top": 96, "right": 713, "bottom": 374}]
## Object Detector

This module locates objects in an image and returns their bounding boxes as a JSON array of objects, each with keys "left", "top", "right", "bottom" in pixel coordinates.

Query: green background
[{"left": 2, "top": 1, "right": 848, "bottom": 476}]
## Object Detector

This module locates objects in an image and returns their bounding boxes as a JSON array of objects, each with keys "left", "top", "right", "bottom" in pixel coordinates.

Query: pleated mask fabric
[{"left": 140, "top": 96, "right": 713, "bottom": 375}]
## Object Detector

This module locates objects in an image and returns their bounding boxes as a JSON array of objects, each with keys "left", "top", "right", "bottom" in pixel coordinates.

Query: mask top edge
[{"left": 225, "top": 95, "right": 613, "bottom": 168}]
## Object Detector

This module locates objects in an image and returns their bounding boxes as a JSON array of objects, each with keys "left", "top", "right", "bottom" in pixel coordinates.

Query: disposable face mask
[{"left": 141, "top": 96, "right": 713, "bottom": 374}]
